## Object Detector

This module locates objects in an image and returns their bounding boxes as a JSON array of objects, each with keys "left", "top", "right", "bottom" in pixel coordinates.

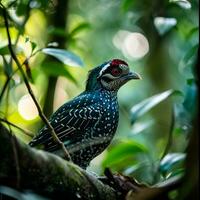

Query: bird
[{"left": 29, "top": 59, "right": 141, "bottom": 169}]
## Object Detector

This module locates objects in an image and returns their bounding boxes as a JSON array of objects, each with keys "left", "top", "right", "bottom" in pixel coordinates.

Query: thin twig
[
  {"left": 9, "top": 0, "right": 31, "bottom": 65},
  {"left": 0, "top": 77, "right": 10, "bottom": 102},
  {"left": 5, "top": 79, "right": 10, "bottom": 117},
  {"left": 0, "top": 56, "right": 11, "bottom": 103},
  {"left": 0, "top": 47, "right": 43, "bottom": 103},
  {"left": 1, "top": 4, "right": 71, "bottom": 161},
  {"left": 0, "top": 68, "right": 19, "bottom": 104},
  {"left": 0, "top": 118, "right": 34, "bottom": 138}
]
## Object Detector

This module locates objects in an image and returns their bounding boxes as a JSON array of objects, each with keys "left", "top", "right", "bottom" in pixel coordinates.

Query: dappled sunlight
[
  {"left": 113, "top": 30, "right": 149, "bottom": 59},
  {"left": 0, "top": 0, "right": 198, "bottom": 198},
  {"left": 18, "top": 94, "right": 38, "bottom": 120}
]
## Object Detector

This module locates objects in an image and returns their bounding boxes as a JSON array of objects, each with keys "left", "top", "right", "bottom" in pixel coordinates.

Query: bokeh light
[
  {"left": 113, "top": 31, "right": 149, "bottom": 59},
  {"left": 18, "top": 94, "right": 38, "bottom": 120}
]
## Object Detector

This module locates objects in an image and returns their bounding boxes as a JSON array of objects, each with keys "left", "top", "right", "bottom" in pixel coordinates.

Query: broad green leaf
[
  {"left": 42, "top": 48, "right": 84, "bottom": 67},
  {"left": 121, "top": 0, "right": 135, "bottom": 11},
  {"left": 0, "top": 45, "right": 11, "bottom": 55},
  {"left": 169, "top": 0, "right": 191, "bottom": 9},
  {"left": 40, "top": 61, "right": 77, "bottom": 84},
  {"left": 131, "top": 120, "right": 154, "bottom": 135},
  {"left": 2, "top": 56, "right": 12, "bottom": 76},
  {"left": 154, "top": 17, "right": 177, "bottom": 35},
  {"left": 7, "top": 1, "right": 18, "bottom": 8},
  {"left": 130, "top": 90, "right": 180, "bottom": 124},
  {"left": 159, "top": 153, "right": 186, "bottom": 176},
  {"left": 179, "top": 44, "right": 198, "bottom": 73},
  {"left": 103, "top": 140, "right": 148, "bottom": 167},
  {"left": 0, "top": 45, "right": 23, "bottom": 55},
  {"left": 69, "top": 22, "right": 91, "bottom": 37},
  {"left": 16, "top": 1, "right": 28, "bottom": 16},
  {"left": 186, "top": 27, "right": 199, "bottom": 40},
  {"left": 183, "top": 80, "right": 197, "bottom": 115}
]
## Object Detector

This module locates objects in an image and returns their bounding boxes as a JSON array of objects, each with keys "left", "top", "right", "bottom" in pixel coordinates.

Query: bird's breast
[{"left": 94, "top": 92, "right": 119, "bottom": 139}]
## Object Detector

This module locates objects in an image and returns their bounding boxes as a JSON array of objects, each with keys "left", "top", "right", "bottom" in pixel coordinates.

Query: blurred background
[{"left": 0, "top": 0, "right": 198, "bottom": 190}]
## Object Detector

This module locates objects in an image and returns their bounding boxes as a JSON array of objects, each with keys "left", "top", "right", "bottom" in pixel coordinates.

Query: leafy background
[{"left": 0, "top": 0, "right": 198, "bottom": 199}]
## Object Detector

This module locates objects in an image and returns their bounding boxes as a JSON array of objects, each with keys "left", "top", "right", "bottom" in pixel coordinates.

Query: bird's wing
[{"left": 29, "top": 94, "right": 102, "bottom": 152}]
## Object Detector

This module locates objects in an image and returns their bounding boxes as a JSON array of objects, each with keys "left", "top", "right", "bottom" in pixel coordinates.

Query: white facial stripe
[
  {"left": 102, "top": 73, "right": 118, "bottom": 79},
  {"left": 99, "top": 63, "right": 110, "bottom": 77}
]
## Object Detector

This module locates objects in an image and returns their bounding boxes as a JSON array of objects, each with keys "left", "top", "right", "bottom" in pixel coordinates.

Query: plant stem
[
  {"left": 0, "top": 77, "right": 10, "bottom": 103},
  {"left": 1, "top": 4, "right": 71, "bottom": 161},
  {"left": 0, "top": 118, "right": 34, "bottom": 138}
]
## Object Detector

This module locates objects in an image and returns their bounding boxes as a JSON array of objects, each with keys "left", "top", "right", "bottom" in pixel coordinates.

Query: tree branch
[
  {"left": 0, "top": 123, "right": 189, "bottom": 200},
  {"left": 0, "top": 123, "right": 117, "bottom": 200},
  {"left": 0, "top": 117, "right": 34, "bottom": 138}
]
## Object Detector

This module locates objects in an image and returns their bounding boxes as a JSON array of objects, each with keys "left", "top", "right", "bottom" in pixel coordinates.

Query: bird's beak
[{"left": 125, "top": 71, "right": 142, "bottom": 80}]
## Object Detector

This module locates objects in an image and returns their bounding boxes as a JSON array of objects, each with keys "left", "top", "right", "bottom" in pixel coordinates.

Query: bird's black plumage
[{"left": 29, "top": 59, "right": 140, "bottom": 168}]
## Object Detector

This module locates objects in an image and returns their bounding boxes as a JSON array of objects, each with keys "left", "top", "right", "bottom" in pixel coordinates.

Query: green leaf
[
  {"left": 30, "top": 41, "right": 37, "bottom": 53},
  {"left": 16, "top": 1, "right": 29, "bottom": 16},
  {"left": 40, "top": 61, "right": 77, "bottom": 84},
  {"left": 7, "top": 0, "right": 18, "bottom": 8},
  {"left": 25, "top": 37, "right": 30, "bottom": 43},
  {"left": 159, "top": 153, "right": 186, "bottom": 177},
  {"left": 24, "top": 37, "right": 37, "bottom": 53},
  {"left": 42, "top": 48, "right": 84, "bottom": 67},
  {"left": 0, "top": 45, "right": 11, "bottom": 55},
  {"left": 131, "top": 120, "right": 154, "bottom": 135},
  {"left": 154, "top": 17, "right": 177, "bottom": 35},
  {"left": 121, "top": 0, "right": 135, "bottom": 11},
  {"left": 186, "top": 27, "right": 199, "bottom": 40},
  {"left": 169, "top": 0, "right": 191, "bottom": 10},
  {"left": 69, "top": 22, "right": 91, "bottom": 38},
  {"left": 103, "top": 140, "right": 148, "bottom": 167},
  {"left": 183, "top": 80, "right": 197, "bottom": 115},
  {"left": 2, "top": 56, "right": 13, "bottom": 76},
  {"left": 0, "top": 45, "right": 23, "bottom": 55},
  {"left": 179, "top": 44, "right": 198, "bottom": 73},
  {"left": 130, "top": 90, "right": 181, "bottom": 124}
]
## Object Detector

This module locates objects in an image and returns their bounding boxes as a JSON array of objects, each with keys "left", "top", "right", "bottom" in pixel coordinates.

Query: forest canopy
[{"left": 0, "top": 0, "right": 199, "bottom": 199}]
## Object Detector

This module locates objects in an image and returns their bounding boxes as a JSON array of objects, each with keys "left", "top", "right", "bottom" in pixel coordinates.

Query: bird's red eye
[{"left": 111, "top": 68, "right": 122, "bottom": 76}]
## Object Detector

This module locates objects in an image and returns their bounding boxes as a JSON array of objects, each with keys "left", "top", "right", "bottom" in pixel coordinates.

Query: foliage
[{"left": 0, "top": 0, "right": 198, "bottom": 199}]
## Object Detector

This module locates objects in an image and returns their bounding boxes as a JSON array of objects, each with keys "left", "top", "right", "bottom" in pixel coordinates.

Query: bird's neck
[
  {"left": 85, "top": 79, "right": 102, "bottom": 91},
  {"left": 85, "top": 67, "right": 102, "bottom": 91},
  {"left": 85, "top": 82, "right": 118, "bottom": 97}
]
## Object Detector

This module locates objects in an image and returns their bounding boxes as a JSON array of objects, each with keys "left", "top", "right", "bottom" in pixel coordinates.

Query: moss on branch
[{"left": 0, "top": 124, "right": 117, "bottom": 200}]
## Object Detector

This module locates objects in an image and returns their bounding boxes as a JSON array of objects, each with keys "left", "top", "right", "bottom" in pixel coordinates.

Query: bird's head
[{"left": 86, "top": 59, "right": 141, "bottom": 91}]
